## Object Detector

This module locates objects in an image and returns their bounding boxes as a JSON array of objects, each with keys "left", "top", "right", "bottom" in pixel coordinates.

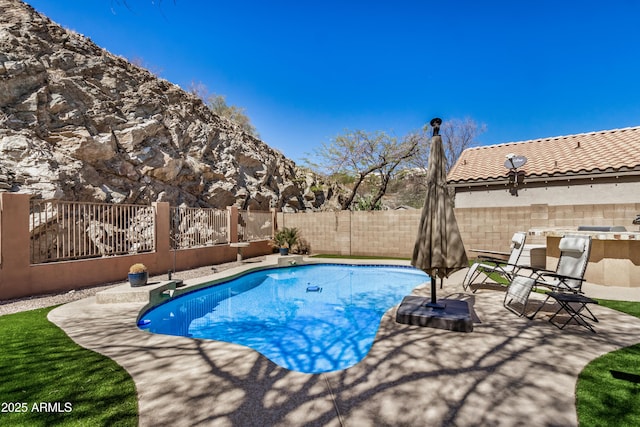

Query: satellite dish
[{"left": 504, "top": 154, "right": 527, "bottom": 170}]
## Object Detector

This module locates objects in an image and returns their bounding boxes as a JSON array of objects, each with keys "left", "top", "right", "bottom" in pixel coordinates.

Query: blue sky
[{"left": 25, "top": 0, "right": 640, "bottom": 164}]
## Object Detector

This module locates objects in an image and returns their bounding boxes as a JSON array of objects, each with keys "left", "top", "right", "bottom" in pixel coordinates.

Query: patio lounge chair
[
  {"left": 532, "top": 234, "right": 592, "bottom": 293},
  {"left": 462, "top": 232, "right": 527, "bottom": 292},
  {"left": 504, "top": 234, "right": 592, "bottom": 319},
  {"left": 529, "top": 234, "right": 592, "bottom": 316},
  {"left": 503, "top": 275, "right": 537, "bottom": 317}
]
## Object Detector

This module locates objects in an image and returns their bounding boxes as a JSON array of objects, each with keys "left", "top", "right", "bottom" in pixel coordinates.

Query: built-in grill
[{"left": 577, "top": 225, "right": 627, "bottom": 232}]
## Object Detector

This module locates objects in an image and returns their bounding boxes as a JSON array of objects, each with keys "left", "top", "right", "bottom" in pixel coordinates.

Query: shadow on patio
[{"left": 48, "top": 269, "right": 640, "bottom": 427}]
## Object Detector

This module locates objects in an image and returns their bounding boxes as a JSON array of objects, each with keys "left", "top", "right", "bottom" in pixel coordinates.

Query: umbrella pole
[{"left": 426, "top": 276, "right": 446, "bottom": 309}]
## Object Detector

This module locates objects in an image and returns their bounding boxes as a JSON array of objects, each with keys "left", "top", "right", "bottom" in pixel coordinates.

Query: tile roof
[{"left": 447, "top": 126, "right": 640, "bottom": 184}]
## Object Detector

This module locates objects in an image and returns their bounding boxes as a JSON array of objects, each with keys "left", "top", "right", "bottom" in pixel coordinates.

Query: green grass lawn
[
  {"left": 0, "top": 306, "right": 137, "bottom": 426},
  {"left": 576, "top": 299, "right": 640, "bottom": 427}
]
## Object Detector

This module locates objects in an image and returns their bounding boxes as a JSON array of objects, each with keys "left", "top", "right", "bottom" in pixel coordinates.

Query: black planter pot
[
  {"left": 128, "top": 272, "right": 149, "bottom": 287},
  {"left": 279, "top": 247, "right": 289, "bottom": 256}
]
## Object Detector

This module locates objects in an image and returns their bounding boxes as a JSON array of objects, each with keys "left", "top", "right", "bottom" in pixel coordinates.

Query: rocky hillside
[{"left": 0, "top": 0, "right": 342, "bottom": 211}]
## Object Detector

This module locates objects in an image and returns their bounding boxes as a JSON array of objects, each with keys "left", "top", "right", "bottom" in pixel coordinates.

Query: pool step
[
  {"left": 96, "top": 280, "right": 178, "bottom": 304},
  {"left": 269, "top": 254, "right": 305, "bottom": 266}
]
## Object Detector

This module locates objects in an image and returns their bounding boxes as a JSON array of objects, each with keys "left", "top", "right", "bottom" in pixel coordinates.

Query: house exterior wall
[{"left": 453, "top": 178, "right": 640, "bottom": 208}]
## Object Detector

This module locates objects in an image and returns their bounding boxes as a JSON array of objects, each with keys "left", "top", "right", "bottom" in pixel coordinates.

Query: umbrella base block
[
  {"left": 395, "top": 295, "right": 473, "bottom": 332},
  {"left": 425, "top": 302, "right": 446, "bottom": 309}
]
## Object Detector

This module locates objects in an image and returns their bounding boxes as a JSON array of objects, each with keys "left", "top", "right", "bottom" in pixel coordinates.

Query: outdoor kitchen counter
[
  {"left": 528, "top": 228, "right": 640, "bottom": 287},
  {"left": 529, "top": 228, "right": 640, "bottom": 241}
]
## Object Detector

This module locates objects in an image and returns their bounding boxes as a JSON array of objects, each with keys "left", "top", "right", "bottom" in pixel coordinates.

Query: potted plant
[
  {"left": 271, "top": 227, "right": 300, "bottom": 256},
  {"left": 128, "top": 263, "right": 148, "bottom": 287}
]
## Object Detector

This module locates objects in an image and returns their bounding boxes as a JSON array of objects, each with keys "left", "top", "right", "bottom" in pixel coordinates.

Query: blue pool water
[{"left": 138, "top": 264, "right": 428, "bottom": 373}]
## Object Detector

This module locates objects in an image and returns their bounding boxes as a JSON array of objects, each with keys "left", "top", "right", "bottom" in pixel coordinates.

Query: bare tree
[
  {"left": 369, "top": 132, "right": 424, "bottom": 209},
  {"left": 307, "top": 130, "right": 420, "bottom": 210},
  {"left": 409, "top": 117, "right": 486, "bottom": 174},
  {"left": 440, "top": 117, "right": 486, "bottom": 173}
]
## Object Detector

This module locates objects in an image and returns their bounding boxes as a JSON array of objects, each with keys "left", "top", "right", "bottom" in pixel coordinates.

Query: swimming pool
[{"left": 138, "top": 263, "right": 428, "bottom": 373}]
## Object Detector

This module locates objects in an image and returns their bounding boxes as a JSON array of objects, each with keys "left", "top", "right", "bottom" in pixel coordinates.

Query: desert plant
[
  {"left": 271, "top": 227, "right": 300, "bottom": 249},
  {"left": 282, "top": 227, "right": 300, "bottom": 249},
  {"left": 271, "top": 230, "right": 288, "bottom": 249},
  {"left": 128, "top": 263, "right": 148, "bottom": 274},
  {"left": 295, "top": 237, "right": 311, "bottom": 255},
  {"left": 353, "top": 194, "right": 382, "bottom": 211},
  {"left": 128, "top": 263, "right": 149, "bottom": 286}
]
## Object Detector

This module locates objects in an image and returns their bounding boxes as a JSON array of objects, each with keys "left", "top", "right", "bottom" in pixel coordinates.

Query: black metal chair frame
[
  {"left": 528, "top": 235, "right": 593, "bottom": 318},
  {"left": 547, "top": 292, "right": 599, "bottom": 333},
  {"left": 463, "top": 232, "right": 527, "bottom": 293}
]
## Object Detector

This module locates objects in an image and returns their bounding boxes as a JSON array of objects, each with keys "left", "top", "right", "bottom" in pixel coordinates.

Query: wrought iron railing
[
  {"left": 238, "top": 210, "right": 273, "bottom": 242},
  {"left": 30, "top": 200, "right": 155, "bottom": 263},
  {"left": 170, "top": 207, "right": 229, "bottom": 249}
]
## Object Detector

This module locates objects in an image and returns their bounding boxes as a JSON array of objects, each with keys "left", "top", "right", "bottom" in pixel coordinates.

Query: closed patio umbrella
[{"left": 412, "top": 118, "right": 468, "bottom": 307}]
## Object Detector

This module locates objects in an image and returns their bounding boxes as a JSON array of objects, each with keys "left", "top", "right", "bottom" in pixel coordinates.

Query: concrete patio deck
[{"left": 48, "top": 258, "right": 640, "bottom": 426}]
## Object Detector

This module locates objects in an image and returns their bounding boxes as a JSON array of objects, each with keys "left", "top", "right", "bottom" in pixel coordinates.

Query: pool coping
[
  {"left": 95, "top": 254, "right": 416, "bottom": 308},
  {"left": 49, "top": 257, "right": 640, "bottom": 426}
]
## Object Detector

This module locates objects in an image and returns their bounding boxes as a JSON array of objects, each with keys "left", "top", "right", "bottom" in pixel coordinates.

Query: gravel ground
[{"left": 0, "top": 256, "right": 267, "bottom": 316}]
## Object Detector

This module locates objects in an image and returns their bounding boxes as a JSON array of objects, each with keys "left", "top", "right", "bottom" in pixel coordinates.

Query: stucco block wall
[
  {"left": 454, "top": 206, "right": 545, "bottom": 253},
  {"left": 280, "top": 202, "right": 639, "bottom": 260},
  {"left": 0, "top": 194, "right": 274, "bottom": 300},
  {"left": 4, "top": 192, "right": 637, "bottom": 299},
  {"left": 279, "top": 210, "right": 423, "bottom": 257},
  {"left": 279, "top": 211, "right": 352, "bottom": 255},
  {"left": 351, "top": 210, "right": 422, "bottom": 256}
]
